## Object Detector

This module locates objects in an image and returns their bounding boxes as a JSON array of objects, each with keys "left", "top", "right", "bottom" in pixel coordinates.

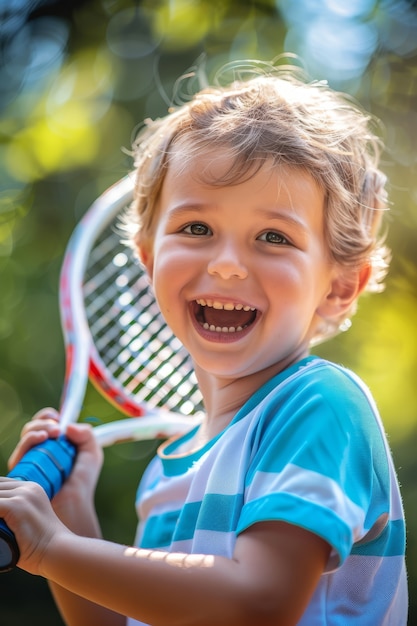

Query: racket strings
[{"left": 84, "top": 224, "right": 203, "bottom": 417}]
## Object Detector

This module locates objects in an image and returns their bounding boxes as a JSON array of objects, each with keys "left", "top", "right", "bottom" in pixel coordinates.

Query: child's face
[{"left": 140, "top": 148, "right": 341, "bottom": 380}]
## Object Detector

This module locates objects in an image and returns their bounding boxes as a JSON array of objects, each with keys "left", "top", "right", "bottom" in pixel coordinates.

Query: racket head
[{"left": 59, "top": 176, "right": 203, "bottom": 445}]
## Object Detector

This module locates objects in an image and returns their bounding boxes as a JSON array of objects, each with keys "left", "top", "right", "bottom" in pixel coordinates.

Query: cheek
[
  {"left": 154, "top": 242, "right": 200, "bottom": 283},
  {"left": 151, "top": 254, "right": 186, "bottom": 310},
  {"left": 265, "top": 260, "right": 325, "bottom": 316},
  {"left": 264, "top": 260, "right": 304, "bottom": 293}
]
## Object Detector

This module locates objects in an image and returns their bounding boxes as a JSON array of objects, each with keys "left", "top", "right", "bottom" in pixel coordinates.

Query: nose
[{"left": 207, "top": 239, "right": 248, "bottom": 280}]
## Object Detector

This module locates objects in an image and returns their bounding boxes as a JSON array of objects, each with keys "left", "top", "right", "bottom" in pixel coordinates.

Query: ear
[
  {"left": 136, "top": 235, "right": 154, "bottom": 281},
  {"left": 317, "top": 263, "right": 371, "bottom": 320}
]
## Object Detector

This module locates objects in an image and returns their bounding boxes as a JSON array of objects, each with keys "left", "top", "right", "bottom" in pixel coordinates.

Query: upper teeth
[{"left": 196, "top": 299, "right": 255, "bottom": 311}]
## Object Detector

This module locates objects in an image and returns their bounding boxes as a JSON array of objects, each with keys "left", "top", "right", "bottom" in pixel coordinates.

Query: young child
[{"left": 0, "top": 60, "right": 408, "bottom": 625}]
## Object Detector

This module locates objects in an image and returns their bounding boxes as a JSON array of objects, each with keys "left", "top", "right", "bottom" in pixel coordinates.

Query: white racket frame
[{"left": 58, "top": 176, "right": 201, "bottom": 448}]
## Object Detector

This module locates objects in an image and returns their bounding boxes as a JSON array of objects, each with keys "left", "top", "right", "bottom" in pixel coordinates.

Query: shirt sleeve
[{"left": 237, "top": 362, "right": 391, "bottom": 571}]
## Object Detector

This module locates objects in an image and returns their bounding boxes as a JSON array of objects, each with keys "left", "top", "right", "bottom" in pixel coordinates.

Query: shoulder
[
  {"left": 247, "top": 357, "right": 389, "bottom": 478},
  {"left": 283, "top": 357, "right": 372, "bottom": 401},
  {"left": 257, "top": 357, "right": 378, "bottom": 428}
]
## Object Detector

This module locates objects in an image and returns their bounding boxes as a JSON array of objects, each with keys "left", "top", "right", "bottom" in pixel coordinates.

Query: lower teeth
[{"left": 202, "top": 323, "right": 244, "bottom": 333}]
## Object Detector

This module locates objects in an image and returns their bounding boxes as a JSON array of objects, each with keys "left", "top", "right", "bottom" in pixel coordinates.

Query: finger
[
  {"left": 21, "top": 407, "right": 60, "bottom": 433},
  {"left": 65, "top": 423, "right": 94, "bottom": 445},
  {"left": 65, "top": 424, "right": 103, "bottom": 471},
  {"left": 65, "top": 423, "right": 102, "bottom": 459},
  {"left": 8, "top": 414, "right": 62, "bottom": 471},
  {"left": 8, "top": 430, "right": 46, "bottom": 470},
  {"left": 20, "top": 421, "right": 61, "bottom": 441},
  {"left": 0, "top": 477, "right": 20, "bottom": 489},
  {"left": 20, "top": 408, "right": 61, "bottom": 441},
  {"left": 32, "top": 407, "right": 60, "bottom": 422}
]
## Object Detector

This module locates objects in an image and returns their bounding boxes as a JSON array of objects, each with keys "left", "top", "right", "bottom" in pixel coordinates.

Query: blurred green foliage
[{"left": 0, "top": 0, "right": 416, "bottom": 623}]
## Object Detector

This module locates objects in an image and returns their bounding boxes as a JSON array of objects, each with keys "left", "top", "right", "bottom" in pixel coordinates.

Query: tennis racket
[{"left": 0, "top": 176, "right": 203, "bottom": 572}]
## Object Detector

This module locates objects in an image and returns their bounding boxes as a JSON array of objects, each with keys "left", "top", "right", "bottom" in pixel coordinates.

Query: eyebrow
[
  {"left": 253, "top": 207, "right": 309, "bottom": 231},
  {"left": 166, "top": 203, "right": 209, "bottom": 217},
  {"left": 166, "top": 203, "right": 309, "bottom": 231}
]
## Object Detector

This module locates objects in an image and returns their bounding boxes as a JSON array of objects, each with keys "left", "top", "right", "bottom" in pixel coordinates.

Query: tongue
[{"left": 203, "top": 307, "right": 255, "bottom": 328}]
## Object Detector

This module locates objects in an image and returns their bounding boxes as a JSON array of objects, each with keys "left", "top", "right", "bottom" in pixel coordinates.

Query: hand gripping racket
[{"left": 0, "top": 176, "right": 203, "bottom": 571}]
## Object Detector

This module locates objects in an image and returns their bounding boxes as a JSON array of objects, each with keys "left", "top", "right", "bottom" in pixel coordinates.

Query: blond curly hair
[{"left": 128, "top": 59, "right": 390, "bottom": 343}]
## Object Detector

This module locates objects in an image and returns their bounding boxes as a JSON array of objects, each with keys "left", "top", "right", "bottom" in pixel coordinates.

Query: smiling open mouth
[{"left": 194, "top": 299, "right": 257, "bottom": 333}]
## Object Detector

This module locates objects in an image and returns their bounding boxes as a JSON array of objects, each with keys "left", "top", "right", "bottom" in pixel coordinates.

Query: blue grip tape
[{"left": 0, "top": 435, "right": 77, "bottom": 572}]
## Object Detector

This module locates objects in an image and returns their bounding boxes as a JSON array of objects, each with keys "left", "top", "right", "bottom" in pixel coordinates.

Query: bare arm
[
  {"left": 3, "top": 411, "right": 330, "bottom": 625},
  {"left": 6, "top": 410, "right": 125, "bottom": 626},
  {"left": 47, "top": 484, "right": 125, "bottom": 626},
  {"left": 0, "top": 473, "right": 329, "bottom": 626},
  {"left": 44, "top": 521, "right": 329, "bottom": 626}
]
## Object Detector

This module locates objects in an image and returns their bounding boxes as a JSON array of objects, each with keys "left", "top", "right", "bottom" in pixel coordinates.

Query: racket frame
[{"left": 59, "top": 175, "right": 202, "bottom": 443}]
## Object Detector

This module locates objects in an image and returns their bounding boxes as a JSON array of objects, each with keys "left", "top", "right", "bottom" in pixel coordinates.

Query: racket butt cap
[{"left": 0, "top": 521, "right": 20, "bottom": 572}]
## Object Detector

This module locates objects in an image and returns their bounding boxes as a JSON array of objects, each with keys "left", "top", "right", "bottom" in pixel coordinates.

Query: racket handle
[{"left": 0, "top": 435, "right": 77, "bottom": 572}]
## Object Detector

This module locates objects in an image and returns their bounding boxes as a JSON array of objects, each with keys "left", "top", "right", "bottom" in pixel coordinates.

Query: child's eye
[
  {"left": 258, "top": 231, "right": 290, "bottom": 245},
  {"left": 182, "top": 223, "right": 212, "bottom": 236}
]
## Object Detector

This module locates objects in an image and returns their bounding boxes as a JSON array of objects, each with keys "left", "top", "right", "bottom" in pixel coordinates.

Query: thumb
[{"left": 64, "top": 422, "right": 96, "bottom": 447}]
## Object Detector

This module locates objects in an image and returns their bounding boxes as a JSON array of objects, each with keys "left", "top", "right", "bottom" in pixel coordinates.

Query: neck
[{"left": 193, "top": 349, "right": 310, "bottom": 443}]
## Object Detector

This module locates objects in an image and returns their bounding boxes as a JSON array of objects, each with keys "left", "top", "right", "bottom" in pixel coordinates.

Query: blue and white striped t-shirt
[{"left": 127, "top": 356, "right": 407, "bottom": 625}]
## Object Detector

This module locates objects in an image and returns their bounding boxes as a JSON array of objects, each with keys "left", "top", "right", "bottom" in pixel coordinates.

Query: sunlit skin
[
  {"left": 139, "top": 149, "right": 358, "bottom": 442},
  {"left": 0, "top": 149, "right": 370, "bottom": 626}
]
